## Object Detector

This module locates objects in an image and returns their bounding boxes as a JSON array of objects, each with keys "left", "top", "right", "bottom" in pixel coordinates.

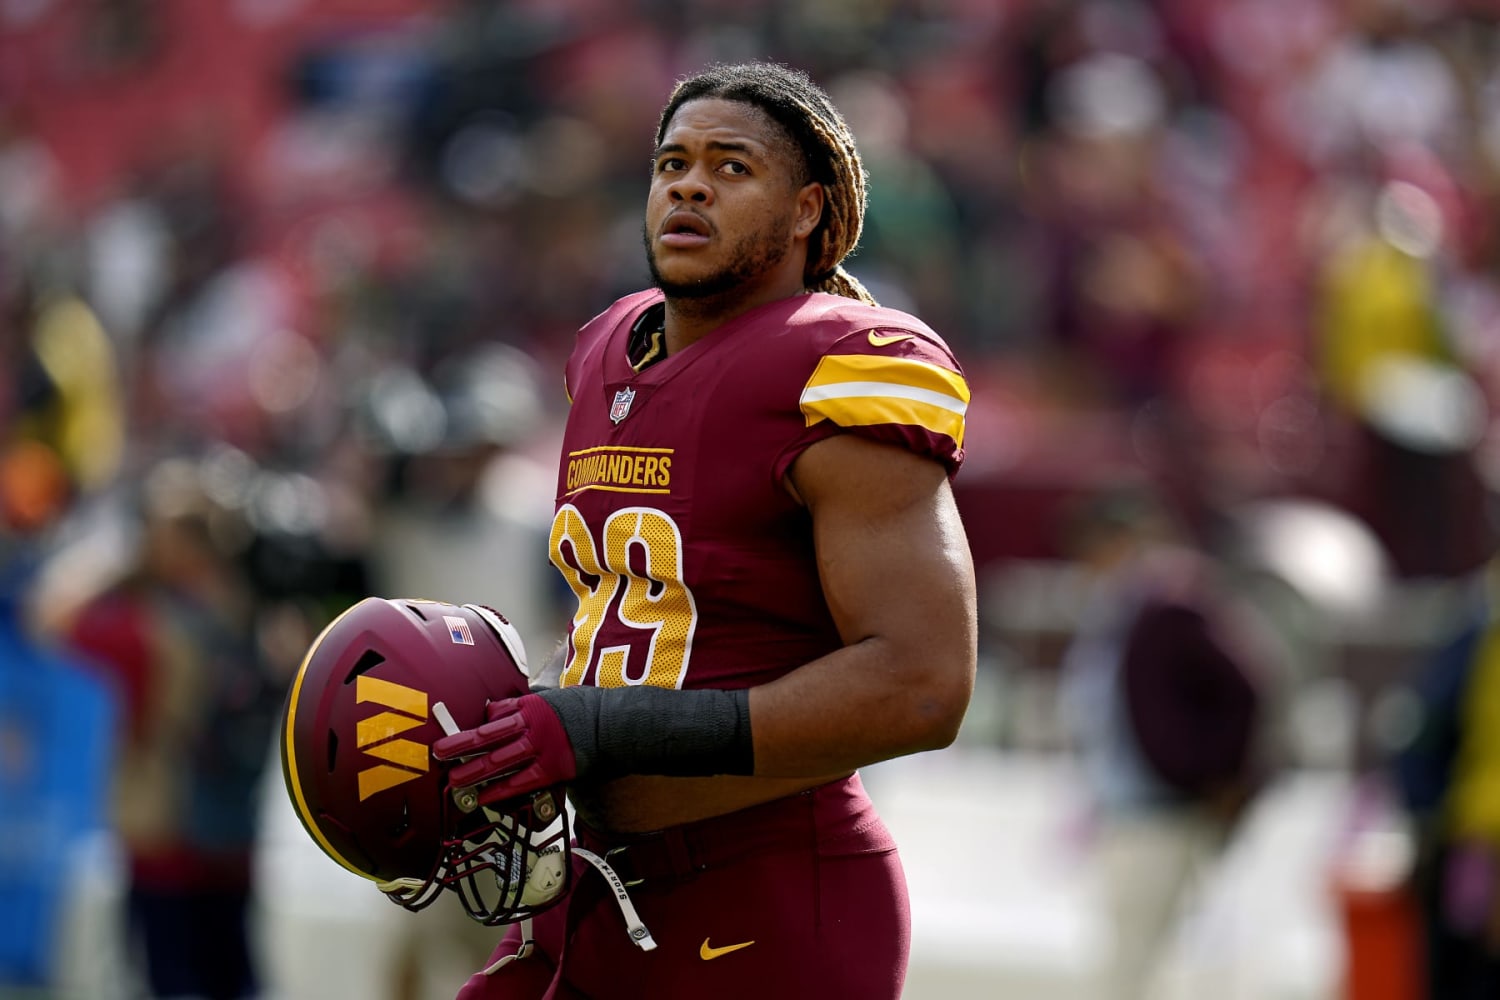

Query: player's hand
[{"left": 431, "top": 694, "right": 579, "bottom": 809}]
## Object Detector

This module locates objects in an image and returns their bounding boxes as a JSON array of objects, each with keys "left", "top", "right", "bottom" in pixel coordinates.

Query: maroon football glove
[{"left": 432, "top": 694, "right": 578, "bottom": 809}]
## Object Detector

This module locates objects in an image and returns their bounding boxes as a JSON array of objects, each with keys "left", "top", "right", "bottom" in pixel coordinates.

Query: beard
[{"left": 643, "top": 215, "right": 795, "bottom": 300}]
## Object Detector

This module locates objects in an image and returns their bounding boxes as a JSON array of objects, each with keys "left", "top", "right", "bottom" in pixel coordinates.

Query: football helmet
[{"left": 280, "top": 597, "right": 570, "bottom": 926}]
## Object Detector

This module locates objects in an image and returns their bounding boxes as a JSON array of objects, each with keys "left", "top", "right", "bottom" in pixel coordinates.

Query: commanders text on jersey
[{"left": 565, "top": 446, "right": 674, "bottom": 495}]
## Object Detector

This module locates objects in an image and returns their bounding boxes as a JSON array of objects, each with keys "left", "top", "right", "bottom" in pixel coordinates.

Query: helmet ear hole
[
  {"left": 344, "top": 649, "right": 385, "bottom": 685},
  {"left": 326, "top": 730, "right": 339, "bottom": 773}
]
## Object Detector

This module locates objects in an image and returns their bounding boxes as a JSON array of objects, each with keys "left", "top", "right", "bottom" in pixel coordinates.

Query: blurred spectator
[
  {"left": 60, "top": 461, "right": 279, "bottom": 1000},
  {"left": 0, "top": 250, "right": 126, "bottom": 992},
  {"left": 1057, "top": 485, "right": 1273, "bottom": 1000},
  {"left": 1014, "top": 2, "right": 1210, "bottom": 409},
  {"left": 0, "top": 439, "right": 117, "bottom": 991},
  {"left": 1393, "top": 557, "right": 1500, "bottom": 999},
  {"left": 1308, "top": 173, "right": 1492, "bottom": 578},
  {"left": 363, "top": 341, "right": 562, "bottom": 656}
]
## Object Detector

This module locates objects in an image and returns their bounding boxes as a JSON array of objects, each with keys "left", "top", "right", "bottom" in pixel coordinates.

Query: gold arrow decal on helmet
[
  {"left": 355, "top": 675, "right": 429, "bottom": 801},
  {"left": 357, "top": 711, "right": 423, "bottom": 746},
  {"left": 360, "top": 738, "right": 428, "bottom": 771},
  {"left": 356, "top": 675, "right": 427, "bottom": 717},
  {"left": 359, "top": 764, "right": 424, "bottom": 801}
]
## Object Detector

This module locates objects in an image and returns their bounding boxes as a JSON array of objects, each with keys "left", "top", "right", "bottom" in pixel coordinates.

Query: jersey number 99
[{"left": 549, "top": 504, "right": 698, "bottom": 690}]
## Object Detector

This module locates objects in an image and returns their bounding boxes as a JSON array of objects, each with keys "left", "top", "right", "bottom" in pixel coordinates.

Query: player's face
[{"left": 644, "top": 98, "right": 822, "bottom": 302}]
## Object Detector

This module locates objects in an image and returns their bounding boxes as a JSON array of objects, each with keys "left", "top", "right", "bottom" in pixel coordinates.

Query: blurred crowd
[{"left": 5, "top": 0, "right": 1500, "bottom": 997}]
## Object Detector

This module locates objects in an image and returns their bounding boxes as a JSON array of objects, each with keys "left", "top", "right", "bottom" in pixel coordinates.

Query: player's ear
[{"left": 793, "top": 182, "right": 824, "bottom": 241}]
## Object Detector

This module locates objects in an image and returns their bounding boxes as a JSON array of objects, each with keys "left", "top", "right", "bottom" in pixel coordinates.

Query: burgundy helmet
[{"left": 280, "top": 597, "right": 570, "bottom": 925}]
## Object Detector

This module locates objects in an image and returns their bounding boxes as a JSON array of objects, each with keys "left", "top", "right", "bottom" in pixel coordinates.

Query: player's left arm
[{"left": 750, "top": 431, "right": 977, "bottom": 775}]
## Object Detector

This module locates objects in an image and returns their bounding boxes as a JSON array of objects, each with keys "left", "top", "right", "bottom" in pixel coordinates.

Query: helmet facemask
[{"left": 371, "top": 785, "right": 569, "bottom": 925}]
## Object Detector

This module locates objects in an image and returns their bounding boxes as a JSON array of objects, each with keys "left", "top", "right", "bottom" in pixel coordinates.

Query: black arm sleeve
[{"left": 536, "top": 685, "right": 755, "bottom": 780}]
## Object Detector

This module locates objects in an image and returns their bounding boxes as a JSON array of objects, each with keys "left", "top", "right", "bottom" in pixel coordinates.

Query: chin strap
[
  {"left": 479, "top": 847, "right": 657, "bottom": 977},
  {"left": 574, "top": 848, "right": 657, "bottom": 952},
  {"left": 480, "top": 917, "right": 535, "bottom": 975}
]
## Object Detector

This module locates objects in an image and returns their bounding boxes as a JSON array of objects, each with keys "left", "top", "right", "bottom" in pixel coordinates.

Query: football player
[
  {"left": 288, "top": 60, "right": 977, "bottom": 1000},
  {"left": 445, "top": 59, "right": 977, "bottom": 999}
]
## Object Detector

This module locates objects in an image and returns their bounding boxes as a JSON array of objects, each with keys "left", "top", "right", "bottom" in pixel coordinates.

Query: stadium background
[{"left": 3, "top": 0, "right": 1500, "bottom": 997}]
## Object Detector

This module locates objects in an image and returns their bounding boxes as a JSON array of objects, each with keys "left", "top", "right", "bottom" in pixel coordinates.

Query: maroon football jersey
[{"left": 549, "top": 289, "right": 969, "bottom": 693}]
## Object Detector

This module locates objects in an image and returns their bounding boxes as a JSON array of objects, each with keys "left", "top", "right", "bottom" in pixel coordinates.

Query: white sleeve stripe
[{"left": 799, "top": 381, "right": 969, "bottom": 415}]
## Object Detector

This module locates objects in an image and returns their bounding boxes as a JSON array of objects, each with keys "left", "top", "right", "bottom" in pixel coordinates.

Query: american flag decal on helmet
[
  {"left": 443, "top": 616, "right": 474, "bottom": 645},
  {"left": 610, "top": 387, "right": 636, "bottom": 424}
]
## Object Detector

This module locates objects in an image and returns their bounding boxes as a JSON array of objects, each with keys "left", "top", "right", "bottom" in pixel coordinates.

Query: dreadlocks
[{"left": 656, "top": 61, "right": 877, "bottom": 306}]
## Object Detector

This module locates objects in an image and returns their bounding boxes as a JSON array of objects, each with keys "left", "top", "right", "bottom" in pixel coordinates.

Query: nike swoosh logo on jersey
[
  {"left": 867, "top": 331, "right": 913, "bottom": 347},
  {"left": 700, "top": 938, "right": 755, "bottom": 960}
]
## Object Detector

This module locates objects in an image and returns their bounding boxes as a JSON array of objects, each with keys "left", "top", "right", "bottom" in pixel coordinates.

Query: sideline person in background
[
  {"left": 1393, "top": 556, "right": 1500, "bottom": 1000},
  {"left": 64, "top": 462, "right": 277, "bottom": 1000},
  {"left": 1057, "top": 486, "right": 1270, "bottom": 1000},
  {"left": 0, "top": 440, "right": 117, "bottom": 993}
]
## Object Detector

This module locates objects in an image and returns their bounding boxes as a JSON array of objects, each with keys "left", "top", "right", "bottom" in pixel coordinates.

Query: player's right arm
[{"left": 748, "top": 431, "right": 976, "bottom": 775}]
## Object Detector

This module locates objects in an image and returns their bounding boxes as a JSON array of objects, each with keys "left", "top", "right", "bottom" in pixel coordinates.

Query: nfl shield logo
[{"left": 610, "top": 387, "right": 637, "bottom": 424}]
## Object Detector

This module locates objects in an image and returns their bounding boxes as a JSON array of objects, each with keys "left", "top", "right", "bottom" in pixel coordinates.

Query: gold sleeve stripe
[
  {"left": 805, "top": 352, "right": 970, "bottom": 401},
  {"left": 801, "top": 391, "right": 967, "bottom": 446},
  {"left": 800, "top": 354, "right": 970, "bottom": 445}
]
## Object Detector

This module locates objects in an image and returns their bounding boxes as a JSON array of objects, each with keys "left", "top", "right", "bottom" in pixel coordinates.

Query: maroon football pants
[{"left": 456, "top": 773, "right": 910, "bottom": 1000}]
